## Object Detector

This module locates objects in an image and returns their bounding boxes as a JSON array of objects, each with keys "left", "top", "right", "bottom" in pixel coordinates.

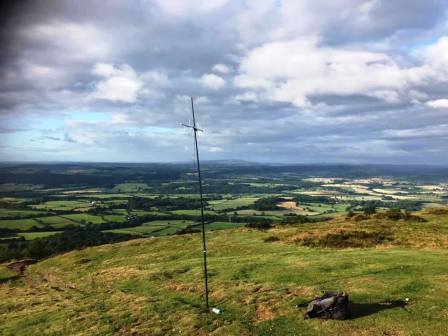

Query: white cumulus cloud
[
  {"left": 200, "top": 73, "right": 226, "bottom": 90},
  {"left": 235, "top": 36, "right": 448, "bottom": 107},
  {"left": 89, "top": 63, "right": 144, "bottom": 103},
  {"left": 212, "top": 64, "right": 230, "bottom": 74},
  {"left": 153, "top": 0, "right": 228, "bottom": 17},
  {"left": 426, "top": 99, "right": 448, "bottom": 109},
  {"left": 89, "top": 63, "right": 168, "bottom": 103}
]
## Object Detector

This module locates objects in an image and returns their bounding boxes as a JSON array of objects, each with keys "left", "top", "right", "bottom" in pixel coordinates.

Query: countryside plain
[{"left": 1, "top": 162, "right": 448, "bottom": 335}]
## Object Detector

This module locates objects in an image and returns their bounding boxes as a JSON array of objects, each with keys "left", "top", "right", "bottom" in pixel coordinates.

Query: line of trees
[{"left": 0, "top": 225, "right": 135, "bottom": 262}]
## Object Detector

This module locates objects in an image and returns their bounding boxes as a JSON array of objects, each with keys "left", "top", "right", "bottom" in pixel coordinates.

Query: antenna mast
[{"left": 182, "top": 97, "right": 210, "bottom": 310}]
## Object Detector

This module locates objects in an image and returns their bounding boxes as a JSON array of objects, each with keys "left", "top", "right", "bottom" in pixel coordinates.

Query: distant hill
[{"left": 0, "top": 162, "right": 447, "bottom": 188}]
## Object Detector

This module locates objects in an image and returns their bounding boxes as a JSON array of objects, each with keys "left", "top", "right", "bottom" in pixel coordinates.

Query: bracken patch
[{"left": 297, "top": 230, "right": 394, "bottom": 248}]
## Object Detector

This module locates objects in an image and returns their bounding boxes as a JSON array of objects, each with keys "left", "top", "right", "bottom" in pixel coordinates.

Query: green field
[
  {"left": 104, "top": 227, "right": 154, "bottom": 236},
  {"left": 203, "top": 221, "right": 245, "bottom": 231},
  {"left": 102, "top": 215, "right": 127, "bottom": 223},
  {"left": 0, "top": 209, "right": 47, "bottom": 218},
  {"left": 209, "top": 197, "right": 259, "bottom": 211},
  {"left": 0, "top": 218, "right": 41, "bottom": 230},
  {"left": 170, "top": 209, "right": 216, "bottom": 216},
  {"left": 78, "top": 193, "right": 132, "bottom": 199},
  {"left": 0, "top": 197, "right": 25, "bottom": 204},
  {"left": 0, "top": 183, "right": 42, "bottom": 192},
  {"left": 2, "top": 210, "right": 448, "bottom": 335},
  {"left": 17, "top": 231, "right": 62, "bottom": 240},
  {"left": 112, "top": 209, "right": 165, "bottom": 216},
  {"left": 105, "top": 220, "right": 196, "bottom": 236},
  {"left": 36, "top": 216, "right": 79, "bottom": 227},
  {"left": 31, "top": 200, "right": 92, "bottom": 211},
  {"left": 61, "top": 214, "right": 106, "bottom": 225},
  {"left": 113, "top": 183, "right": 151, "bottom": 192},
  {"left": 236, "top": 209, "right": 288, "bottom": 217}
]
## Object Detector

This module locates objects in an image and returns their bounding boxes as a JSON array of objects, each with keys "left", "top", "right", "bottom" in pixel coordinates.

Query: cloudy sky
[{"left": 1, "top": 0, "right": 448, "bottom": 164}]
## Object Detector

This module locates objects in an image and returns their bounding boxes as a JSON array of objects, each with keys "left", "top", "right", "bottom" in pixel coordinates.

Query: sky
[{"left": 1, "top": 0, "right": 448, "bottom": 164}]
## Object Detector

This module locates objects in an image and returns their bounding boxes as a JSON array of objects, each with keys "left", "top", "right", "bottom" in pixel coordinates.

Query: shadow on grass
[
  {"left": 348, "top": 300, "right": 408, "bottom": 319},
  {"left": 0, "top": 275, "right": 20, "bottom": 284}
]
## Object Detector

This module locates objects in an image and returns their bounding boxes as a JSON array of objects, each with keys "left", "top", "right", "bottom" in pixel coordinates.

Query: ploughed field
[{"left": 1, "top": 207, "right": 448, "bottom": 335}]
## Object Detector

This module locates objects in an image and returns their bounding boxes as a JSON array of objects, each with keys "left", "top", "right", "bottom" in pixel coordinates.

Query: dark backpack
[{"left": 304, "top": 291, "right": 349, "bottom": 320}]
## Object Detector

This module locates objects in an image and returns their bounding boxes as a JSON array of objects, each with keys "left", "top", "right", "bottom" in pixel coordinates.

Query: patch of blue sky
[
  {"left": 141, "top": 126, "right": 181, "bottom": 134},
  {"left": 28, "top": 115, "right": 65, "bottom": 130},
  {"left": 408, "top": 35, "right": 446, "bottom": 57},
  {"left": 65, "top": 111, "right": 110, "bottom": 122}
]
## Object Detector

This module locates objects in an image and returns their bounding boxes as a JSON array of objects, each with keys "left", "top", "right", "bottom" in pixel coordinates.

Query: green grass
[
  {"left": 0, "top": 183, "right": 41, "bottom": 192},
  {"left": 0, "top": 197, "right": 25, "bottom": 204},
  {"left": 113, "top": 183, "right": 151, "bottom": 192},
  {"left": 302, "top": 203, "right": 348, "bottom": 215},
  {"left": 1, "top": 189, "right": 447, "bottom": 336},
  {"left": 112, "top": 209, "right": 165, "bottom": 216},
  {"left": 78, "top": 193, "right": 132, "bottom": 199},
  {"left": 36, "top": 216, "right": 79, "bottom": 228},
  {"left": 103, "top": 228, "right": 148, "bottom": 236},
  {"left": 102, "top": 215, "right": 127, "bottom": 223},
  {"left": 170, "top": 209, "right": 216, "bottom": 216},
  {"left": 209, "top": 197, "right": 259, "bottom": 211},
  {"left": 105, "top": 220, "right": 196, "bottom": 237},
  {"left": 235, "top": 209, "right": 286, "bottom": 218},
  {"left": 0, "top": 218, "right": 41, "bottom": 230},
  {"left": 61, "top": 214, "right": 106, "bottom": 225},
  {"left": 203, "top": 221, "right": 245, "bottom": 231},
  {"left": 16, "top": 231, "right": 62, "bottom": 240},
  {"left": 1, "top": 219, "right": 448, "bottom": 335},
  {"left": 31, "top": 200, "right": 92, "bottom": 211},
  {"left": 0, "top": 209, "right": 47, "bottom": 218},
  {"left": 103, "top": 200, "right": 128, "bottom": 206},
  {"left": 0, "top": 265, "right": 18, "bottom": 283},
  {"left": 0, "top": 215, "right": 83, "bottom": 230}
]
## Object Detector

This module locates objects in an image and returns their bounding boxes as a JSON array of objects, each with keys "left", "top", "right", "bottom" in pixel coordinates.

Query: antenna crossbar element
[
  {"left": 182, "top": 97, "right": 210, "bottom": 310},
  {"left": 181, "top": 124, "right": 203, "bottom": 132}
]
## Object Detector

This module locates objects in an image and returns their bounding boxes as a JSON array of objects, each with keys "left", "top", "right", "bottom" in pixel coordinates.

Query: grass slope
[{"left": 1, "top": 209, "right": 448, "bottom": 335}]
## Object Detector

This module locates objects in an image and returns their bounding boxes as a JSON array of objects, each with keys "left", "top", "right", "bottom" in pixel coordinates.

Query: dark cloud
[
  {"left": 322, "top": 0, "right": 447, "bottom": 45},
  {"left": 1, "top": 0, "right": 448, "bottom": 163}
]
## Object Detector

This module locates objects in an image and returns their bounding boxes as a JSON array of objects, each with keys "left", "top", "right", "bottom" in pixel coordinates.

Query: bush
[
  {"left": 176, "top": 226, "right": 201, "bottom": 235},
  {"left": 300, "top": 230, "right": 394, "bottom": 248},
  {"left": 379, "top": 208, "right": 427, "bottom": 222},
  {"left": 345, "top": 210, "right": 355, "bottom": 218},
  {"left": 351, "top": 214, "right": 370, "bottom": 222},
  {"left": 263, "top": 236, "right": 280, "bottom": 242},
  {"left": 0, "top": 227, "right": 135, "bottom": 263},
  {"left": 246, "top": 222, "right": 272, "bottom": 230},
  {"left": 362, "top": 204, "right": 376, "bottom": 215},
  {"left": 280, "top": 214, "right": 311, "bottom": 224},
  {"left": 252, "top": 197, "right": 285, "bottom": 211}
]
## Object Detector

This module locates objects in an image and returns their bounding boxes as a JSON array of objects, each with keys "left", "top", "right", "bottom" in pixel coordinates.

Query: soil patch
[{"left": 7, "top": 259, "right": 38, "bottom": 275}]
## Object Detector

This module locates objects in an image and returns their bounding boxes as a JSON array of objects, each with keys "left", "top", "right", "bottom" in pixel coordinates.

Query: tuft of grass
[{"left": 0, "top": 265, "right": 19, "bottom": 283}]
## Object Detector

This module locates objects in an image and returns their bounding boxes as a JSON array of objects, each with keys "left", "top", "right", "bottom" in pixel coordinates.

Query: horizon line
[{"left": 1, "top": 160, "right": 448, "bottom": 168}]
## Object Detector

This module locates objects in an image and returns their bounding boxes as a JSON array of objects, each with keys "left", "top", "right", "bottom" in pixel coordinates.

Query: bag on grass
[{"left": 304, "top": 291, "right": 349, "bottom": 320}]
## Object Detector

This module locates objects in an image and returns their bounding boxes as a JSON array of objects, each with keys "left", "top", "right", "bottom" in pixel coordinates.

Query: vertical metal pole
[{"left": 190, "top": 97, "right": 210, "bottom": 310}]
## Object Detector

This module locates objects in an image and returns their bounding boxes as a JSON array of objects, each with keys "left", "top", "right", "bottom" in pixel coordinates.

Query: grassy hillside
[{"left": 1, "top": 208, "right": 448, "bottom": 335}]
